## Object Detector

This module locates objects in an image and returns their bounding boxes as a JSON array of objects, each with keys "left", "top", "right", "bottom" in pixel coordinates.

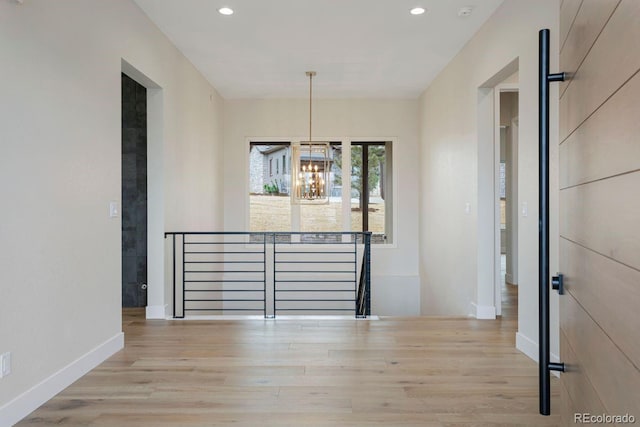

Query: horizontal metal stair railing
[{"left": 164, "top": 231, "right": 371, "bottom": 318}]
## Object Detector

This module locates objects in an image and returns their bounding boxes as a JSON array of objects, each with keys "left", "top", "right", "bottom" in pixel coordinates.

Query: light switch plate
[
  {"left": 0, "top": 352, "right": 11, "bottom": 378},
  {"left": 109, "top": 201, "right": 119, "bottom": 218}
]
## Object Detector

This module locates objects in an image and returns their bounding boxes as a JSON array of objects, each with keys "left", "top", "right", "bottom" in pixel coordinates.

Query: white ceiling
[{"left": 133, "top": 0, "right": 504, "bottom": 99}]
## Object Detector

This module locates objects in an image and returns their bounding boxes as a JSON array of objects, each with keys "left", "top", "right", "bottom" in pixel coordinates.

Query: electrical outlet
[{"left": 0, "top": 352, "right": 11, "bottom": 378}]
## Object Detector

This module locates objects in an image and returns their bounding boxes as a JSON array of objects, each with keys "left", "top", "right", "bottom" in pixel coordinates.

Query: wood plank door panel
[
  {"left": 559, "top": 0, "right": 640, "bottom": 423},
  {"left": 561, "top": 239, "right": 640, "bottom": 367},
  {"left": 559, "top": 0, "right": 640, "bottom": 141},
  {"left": 559, "top": 0, "right": 620, "bottom": 97},
  {"left": 559, "top": 68, "right": 640, "bottom": 188}
]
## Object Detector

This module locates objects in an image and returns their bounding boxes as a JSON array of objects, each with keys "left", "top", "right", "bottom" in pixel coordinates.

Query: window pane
[
  {"left": 301, "top": 145, "right": 342, "bottom": 232},
  {"left": 350, "top": 145, "right": 363, "bottom": 232},
  {"left": 350, "top": 143, "right": 388, "bottom": 242},
  {"left": 249, "top": 143, "right": 291, "bottom": 232},
  {"left": 368, "top": 144, "right": 386, "bottom": 237}
]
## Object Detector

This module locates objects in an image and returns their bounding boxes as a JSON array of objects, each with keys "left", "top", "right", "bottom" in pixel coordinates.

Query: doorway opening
[
  {"left": 121, "top": 73, "right": 148, "bottom": 307},
  {"left": 495, "top": 89, "right": 519, "bottom": 319},
  {"left": 476, "top": 59, "right": 518, "bottom": 321},
  {"left": 120, "top": 59, "right": 164, "bottom": 318}
]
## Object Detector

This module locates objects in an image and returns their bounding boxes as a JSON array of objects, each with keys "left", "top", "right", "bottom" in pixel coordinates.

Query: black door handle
[{"left": 552, "top": 274, "right": 564, "bottom": 295}]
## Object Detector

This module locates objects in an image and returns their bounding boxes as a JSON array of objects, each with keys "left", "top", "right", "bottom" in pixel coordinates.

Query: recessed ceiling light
[
  {"left": 410, "top": 7, "right": 426, "bottom": 15},
  {"left": 458, "top": 6, "right": 473, "bottom": 17},
  {"left": 218, "top": 7, "right": 234, "bottom": 16}
]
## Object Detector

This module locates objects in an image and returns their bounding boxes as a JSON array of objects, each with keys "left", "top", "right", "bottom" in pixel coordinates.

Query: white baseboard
[
  {"left": 516, "top": 331, "right": 538, "bottom": 362},
  {"left": 468, "top": 302, "right": 476, "bottom": 317},
  {"left": 469, "top": 302, "right": 496, "bottom": 319},
  {"left": 505, "top": 273, "right": 517, "bottom": 285},
  {"left": 476, "top": 304, "right": 496, "bottom": 319},
  {"left": 146, "top": 304, "right": 167, "bottom": 319},
  {"left": 516, "top": 331, "right": 560, "bottom": 377},
  {"left": 0, "top": 332, "right": 124, "bottom": 427}
]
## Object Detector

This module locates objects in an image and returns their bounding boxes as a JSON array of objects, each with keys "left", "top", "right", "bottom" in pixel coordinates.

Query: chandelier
[{"left": 291, "top": 71, "right": 330, "bottom": 205}]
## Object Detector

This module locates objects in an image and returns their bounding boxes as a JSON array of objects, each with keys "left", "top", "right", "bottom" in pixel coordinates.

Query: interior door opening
[
  {"left": 121, "top": 73, "right": 148, "bottom": 307},
  {"left": 496, "top": 89, "right": 519, "bottom": 318}
]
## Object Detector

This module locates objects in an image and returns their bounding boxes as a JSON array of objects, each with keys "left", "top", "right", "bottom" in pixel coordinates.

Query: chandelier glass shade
[{"left": 291, "top": 71, "right": 330, "bottom": 205}]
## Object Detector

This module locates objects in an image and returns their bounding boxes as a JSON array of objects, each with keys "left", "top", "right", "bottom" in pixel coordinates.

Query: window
[
  {"left": 350, "top": 142, "right": 391, "bottom": 243},
  {"left": 249, "top": 141, "right": 392, "bottom": 243},
  {"left": 249, "top": 143, "right": 291, "bottom": 231}
]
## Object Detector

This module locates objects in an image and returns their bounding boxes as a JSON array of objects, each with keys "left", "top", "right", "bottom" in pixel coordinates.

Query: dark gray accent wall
[{"left": 121, "top": 73, "right": 147, "bottom": 307}]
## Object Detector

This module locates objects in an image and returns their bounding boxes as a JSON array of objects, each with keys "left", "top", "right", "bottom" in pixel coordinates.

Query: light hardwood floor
[{"left": 18, "top": 286, "right": 559, "bottom": 426}]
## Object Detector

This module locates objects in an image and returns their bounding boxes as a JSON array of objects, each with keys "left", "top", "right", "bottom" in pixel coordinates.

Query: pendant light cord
[
  {"left": 309, "top": 72, "right": 312, "bottom": 143},
  {"left": 308, "top": 72, "right": 313, "bottom": 168}
]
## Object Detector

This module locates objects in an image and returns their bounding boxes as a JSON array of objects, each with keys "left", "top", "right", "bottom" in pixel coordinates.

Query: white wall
[
  {"left": 223, "top": 99, "right": 421, "bottom": 315},
  {"left": 0, "top": 0, "right": 223, "bottom": 423},
  {"left": 418, "top": 0, "right": 560, "bottom": 361}
]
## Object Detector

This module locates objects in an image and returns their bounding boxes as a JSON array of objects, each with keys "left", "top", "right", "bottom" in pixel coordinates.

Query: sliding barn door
[{"left": 558, "top": 0, "right": 640, "bottom": 423}]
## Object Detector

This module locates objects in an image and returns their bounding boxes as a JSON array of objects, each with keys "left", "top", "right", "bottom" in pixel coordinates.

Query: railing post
[
  {"left": 365, "top": 232, "right": 371, "bottom": 316},
  {"left": 354, "top": 233, "right": 358, "bottom": 318},
  {"left": 263, "top": 232, "right": 267, "bottom": 318},
  {"left": 355, "top": 232, "right": 372, "bottom": 318},
  {"left": 172, "top": 233, "right": 176, "bottom": 318},
  {"left": 272, "top": 232, "right": 276, "bottom": 318},
  {"left": 180, "top": 233, "right": 185, "bottom": 319}
]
